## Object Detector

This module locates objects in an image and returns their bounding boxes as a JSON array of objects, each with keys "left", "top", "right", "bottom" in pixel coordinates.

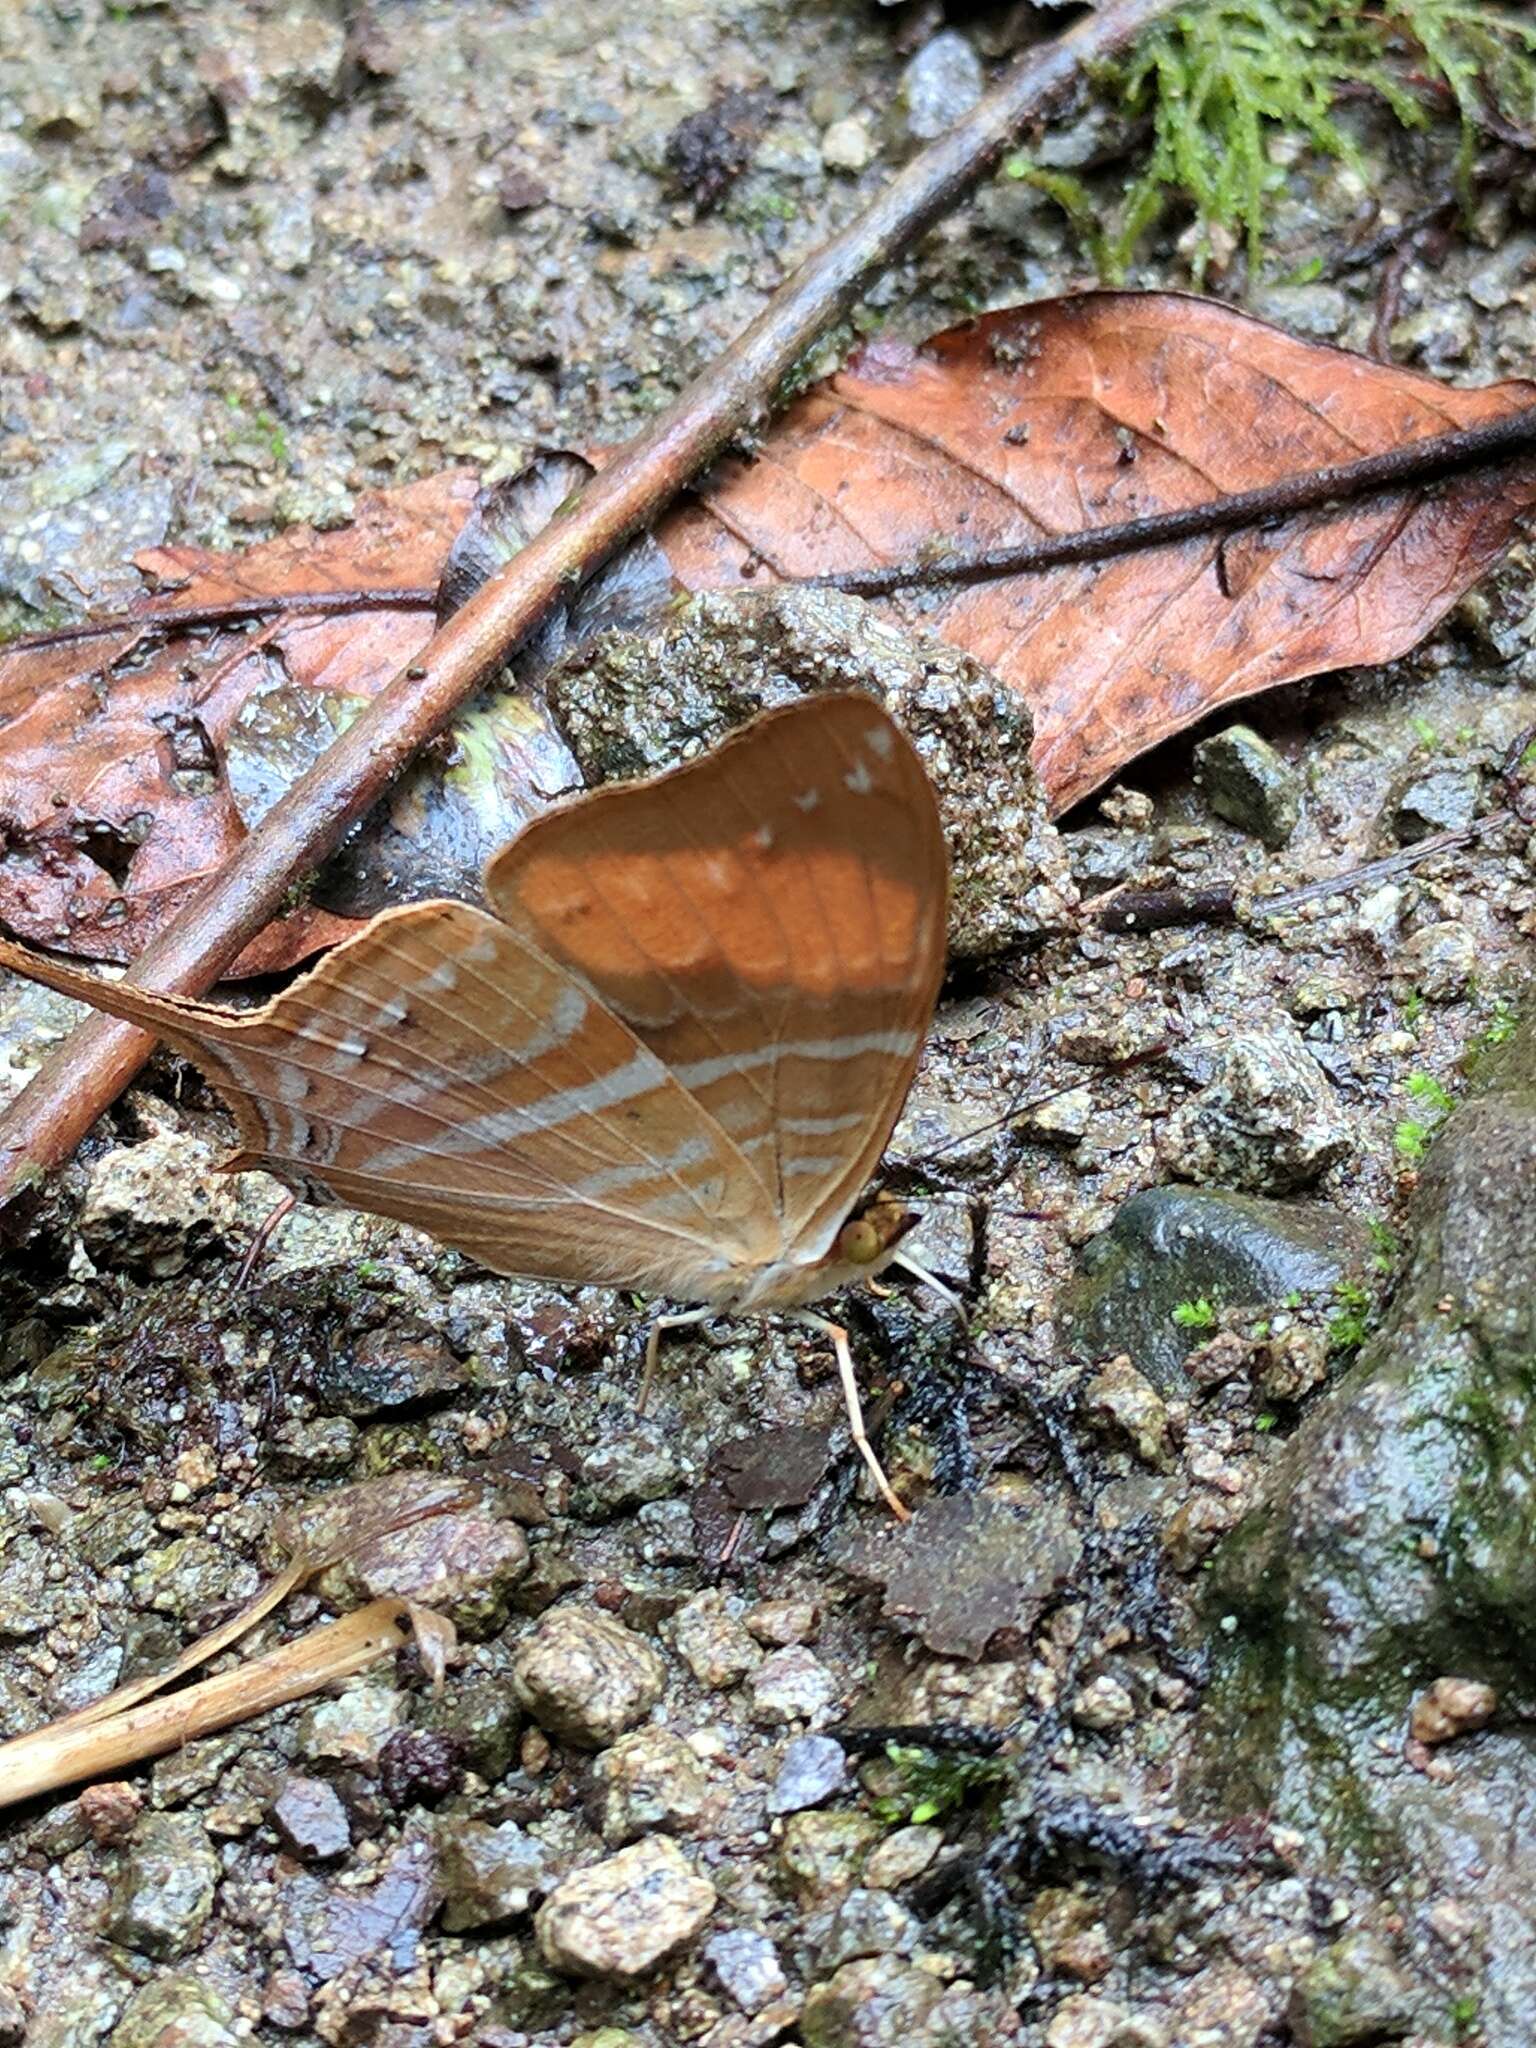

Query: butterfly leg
[
  {"left": 232, "top": 1189, "right": 297, "bottom": 1293},
  {"left": 638, "top": 1307, "right": 715, "bottom": 1415},
  {"left": 793, "top": 1312, "right": 910, "bottom": 1522}
]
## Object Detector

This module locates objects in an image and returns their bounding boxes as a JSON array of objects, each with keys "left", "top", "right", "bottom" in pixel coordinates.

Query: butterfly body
[{"left": 0, "top": 692, "right": 948, "bottom": 1510}]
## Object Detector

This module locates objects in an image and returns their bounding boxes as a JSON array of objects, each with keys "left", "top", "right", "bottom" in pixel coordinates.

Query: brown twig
[
  {"left": 4, "top": 586, "right": 439, "bottom": 656},
  {"left": 1082, "top": 807, "right": 1520, "bottom": 933},
  {"left": 0, "top": 0, "right": 1175, "bottom": 1206},
  {"left": 799, "top": 405, "right": 1536, "bottom": 602}
]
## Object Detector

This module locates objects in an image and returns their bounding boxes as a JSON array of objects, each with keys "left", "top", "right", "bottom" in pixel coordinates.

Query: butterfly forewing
[
  {"left": 0, "top": 690, "right": 947, "bottom": 1306},
  {"left": 485, "top": 691, "right": 949, "bottom": 1266}
]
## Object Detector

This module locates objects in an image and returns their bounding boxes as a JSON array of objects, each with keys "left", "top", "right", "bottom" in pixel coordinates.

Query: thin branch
[
  {"left": 0, "top": 0, "right": 1175, "bottom": 1204},
  {"left": 4, "top": 586, "right": 439, "bottom": 656},
  {"left": 798, "top": 405, "right": 1536, "bottom": 601}
]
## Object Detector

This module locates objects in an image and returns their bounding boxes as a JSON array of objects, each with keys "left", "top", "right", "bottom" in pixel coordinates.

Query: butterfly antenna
[{"left": 889, "top": 1248, "right": 968, "bottom": 1321}]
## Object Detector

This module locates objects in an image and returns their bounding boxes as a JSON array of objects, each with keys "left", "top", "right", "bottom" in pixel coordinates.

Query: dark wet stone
[
  {"left": 437, "top": 1818, "right": 550, "bottom": 1931},
  {"left": 378, "top": 1728, "right": 464, "bottom": 1809},
  {"left": 283, "top": 1834, "right": 439, "bottom": 1983},
  {"left": 1289, "top": 1932, "right": 1418, "bottom": 2047},
  {"left": 768, "top": 1733, "right": 849, "bottom": 1814},
  {"left": 1197, "top": 1011, "right": 1536, "bottom": 2045},
  {"left": 311, "top": 1322, "right": 466, "bottom": 1416},
  {"left": 1194, "top": 723, "right": 1301, "bottom": 847},
  {"left": 665, "top": 88, "right": 767, "bottom": 208},
  {"left": 415, "top": 1672, "right": 523, "bottom": 1783},
  {"left": 1385, "top": 760, "right": 1482, "bottom": 843},
  {"left": 1159, "top": 1027, "right": 1352, "bottom": 1193},
  {"left": 269, "top": 1774, "right": 351, "bottom": 1860},
  {"left": 1066, "top": 1185, "right": 1371, "bottom": 1393},
  {"left": 105, "top": 1813, "right": 219, "bottom": 1961},
  {"left": 715, "top": 1424, "right": 834, "bottom": 1510},
  {"left": 834, "top": 1491, "right": 1082, "bottom": 1659}
]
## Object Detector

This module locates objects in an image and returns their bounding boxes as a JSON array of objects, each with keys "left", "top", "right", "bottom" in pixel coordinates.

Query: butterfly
[{"left": 0, "top": 691, "right": 951, "bottom": 1517}]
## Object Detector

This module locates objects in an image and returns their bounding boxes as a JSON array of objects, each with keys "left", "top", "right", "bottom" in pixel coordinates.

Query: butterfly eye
[{"left": 836, "top": 1216, "right": 883, "bottom": 1265}]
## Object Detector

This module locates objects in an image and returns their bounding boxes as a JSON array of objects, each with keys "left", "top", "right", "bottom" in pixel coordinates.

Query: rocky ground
[{"left": 3, "top": 3, "right": 1536, "bottom": 2047}]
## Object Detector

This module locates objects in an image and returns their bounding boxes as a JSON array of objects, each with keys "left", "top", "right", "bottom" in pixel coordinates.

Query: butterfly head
[{"left": 832, "top": 1193, "right": 917, "bottom": 1276}]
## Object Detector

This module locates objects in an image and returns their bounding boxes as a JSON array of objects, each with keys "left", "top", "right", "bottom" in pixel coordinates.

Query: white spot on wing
[
  {"left": 865, "top": 723, "right": 894, "bottom": 759},
  {"left": 794, "top": 788, "right": 821, "bottom": 812},
  {"left": 752, "top": 824, "right": 774, "bottom": 850},
  {"left": 844, "top": 757, "right": 873, "bottom": 795}
]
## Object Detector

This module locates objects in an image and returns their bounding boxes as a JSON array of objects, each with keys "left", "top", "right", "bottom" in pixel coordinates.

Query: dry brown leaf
[{"left": 659, "top": 291, "right": 1536, "bottom": 810}]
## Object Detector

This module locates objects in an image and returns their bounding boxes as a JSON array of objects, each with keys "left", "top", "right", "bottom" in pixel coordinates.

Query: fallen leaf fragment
[{"left": 659, "top": 290, "right": 1536, "bottom": 809}]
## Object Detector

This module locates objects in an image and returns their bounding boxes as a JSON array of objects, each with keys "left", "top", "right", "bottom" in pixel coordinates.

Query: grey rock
[
  {"left": 1289, "top": 1932, "right": 1417, "bottom": 2047},
  {"left": 511, "top": 1607, "right": 666, "bottom": 1748},
  {"left": 749, "top": 1646, "right": 838, "bottom": 1725},
  {"left": 1391, "top": 919, "right": 1477, "bottom": 1004},
  {"left": 416, "top": 1672, "right": 524, "bottom": 1783},
  {"left": 298, "top": 1681, "right": 407, "bottom": 1766},
  {"left": 819, "top": 1887, "right": 920, "bottom": 1968},
  {"left": 899, "top": 31, "right": 984, "bottom": 142},
  {"left": 313, "top": 1478, "right": 530, "bottom": 1637},
  {"left": 704, "top": 1927, "right": 788, "bottom": 2013},
  {"left": 1193, "top": 723, "right": 1301, "bottom": 848},
  {"left": 864, "top": 1824, "right": 943, "bottom": 1890},
  {"left": 1160, "top": 1027, "right": 1352, "bottom": 1193},
  {"left": 110, "top": 1978, "right": 238, "bottom": 2048},
  {"left": 1386, "top": 760, "right": 1482, "bottom": 843},
  {"left": 437, "top": 1818, "right": 550, "bottom": 1931},
  {"left": 593, "top": 1726, "right": 709, "bottom": 1844},
  {"left": 578, "top": 1421, "right": 684, "bottom": 1513},
  {"left": 768, "top": 1732, "right": 849, "bottom": 1814},
  {"left": 801, "top": 1954, "right": 1002, "bottom": 2046},
  {"left": 535, "top": 1836, "right": 716, "bottom": 1980},
  {"left": 549, "top": 587, "right": 1075, "bottom": 961},
  {"left": 311, "top": 1321, "right": 466, "bottom": 1416},
  {"left": 1198, "top": 1009, "right": 1536, "bottom": 2044},
  {"left": 105, "top": 1813, "right": 219, "bottom": 1961},
  {"left": 269, "top": 1775, "right": 350, "bottom": 1861},
  {"left": 1067, "top": 1185, "right": 1370, "bottom": 1392},
  {"left": 1247, "top": 282, "right": 1349, "bottom": 339}
]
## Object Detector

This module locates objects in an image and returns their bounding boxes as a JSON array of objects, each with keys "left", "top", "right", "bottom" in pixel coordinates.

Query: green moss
[
  {"left": 1012, "top": 0, "right": 1536, "bottom": 280},
  {"left": 872, "top": 1741, "right": 1009, "bottom": 1826},
  {"left": 1172, "top": 1295, "right": 1219, "bottom": 1329}
]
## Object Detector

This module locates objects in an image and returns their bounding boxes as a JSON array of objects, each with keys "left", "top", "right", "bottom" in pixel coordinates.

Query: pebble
[
  {"left": 535, "top": 1837, "right": 716, "bottom": 1980},
  {"left": 268, "top": 1775, "right": 351, "bottom": 1861},
  {"left": 1193, "top": 723, "right": 1301, "bottom": 848},
  {"left": 511, "top": 1606, "right": 666, "bottom": 1748},
  {"left": 768, "top": 1733, "right": 849, "bottom": 1814},
  {"left": 749, "top": 1646, "right": 837, "bottom": 1725},
  {"left": 593, "top": 1726, "right": 710, "bottom": 1844},
  {"left": 863, "top": 1824, "right": 942, "bottom": 1891},
  {"left": 800, "top": 1955, "right": 947, "bottom": 2045},
  {"left": 1160, "top": 1027, "right": 1352, "bottom": 1193},
  {"left": 1070, "top": 1676, "right": 1137, "bottom": 1732},
  {"left": 437, "top": 1818, "right": 550, "bottom": 1930},
  {"left": 899, "top": 30, "right": 983, "bottom": 142},
  {"left": 818, "top": 1887, "right": 920, "bottom": 1968},
  {"left": 111, "top": 1977, "right": 239, "bottom": 2048},
  {"left": 1390, "top": 920, "right": 1476, "bottom": 1005},
  {"left": 578, "top": 1421, "right": 683, "bottom": 1512},
  {"left": 1386, "top": 761, "right": 1482, "bottom": 844},
  {"left": 104, "top": 1813, "right": 219, "bottom": 1961},
  {"left": 704, "top": 1928, "right": 789, "bottom": 2014},
  {"left": 1083, "top": 1356, "right": 1170, "bottom": 1468},
  {"left": 745, "top": 1597, "right": 821, "bottom": 1646},
  {"left": 673, "top": 1589, "right": 764, "bottom": 1689},
  {"left": 778, "top": 1811, "right": 881, "bottom": 1904},
  {"left": 311, "top": 1322, "right": 464, "bottom": 1415},
  {"left": 821, "top": 117, "right": 874, "bottom": 172},
  {"left": 298, "top": 1681, "right": 407, "bottom": 1765},
  {"left": 1288, "top": 1930, "right": 1417, "bottom": 2048},
  {"left": 1408, "top": 1675, "right": 1497, "bottom": 1745}
]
